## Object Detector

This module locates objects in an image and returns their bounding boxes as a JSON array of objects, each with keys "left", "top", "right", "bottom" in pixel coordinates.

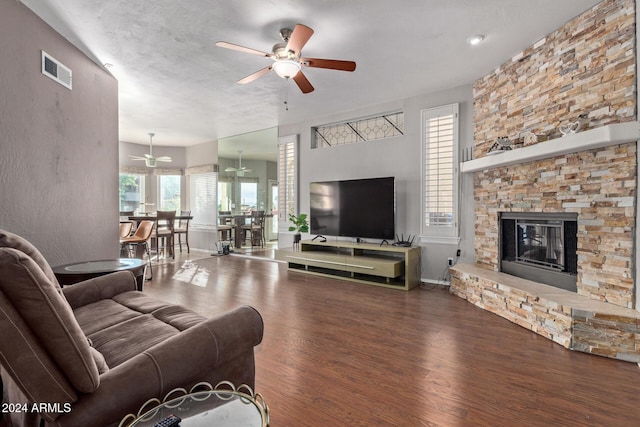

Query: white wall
[
  {"left": 0, "top": 1, "right": 119, "bottom": 266},
  {"left": 278, "top": 84, "right": 474, "bottom": 283}
]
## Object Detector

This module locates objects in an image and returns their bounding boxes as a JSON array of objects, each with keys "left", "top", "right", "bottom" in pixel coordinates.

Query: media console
[{"left": 275, "top": 240, "right": 421, "bottom": 290}]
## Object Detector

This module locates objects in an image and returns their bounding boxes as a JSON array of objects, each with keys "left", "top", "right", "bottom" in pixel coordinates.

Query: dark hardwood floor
[{"left": 144, "top": 253, "right": 640, "bottom": 426}]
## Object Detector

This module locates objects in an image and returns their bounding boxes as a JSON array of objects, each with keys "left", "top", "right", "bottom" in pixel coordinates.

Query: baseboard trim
[{"left": 421, "top": 278, "right": 450, "bottom": 286}]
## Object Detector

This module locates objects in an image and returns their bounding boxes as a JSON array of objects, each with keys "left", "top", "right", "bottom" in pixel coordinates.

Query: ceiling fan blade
[
  {"left": 129, "top": 155, "right": 147, "bottom": 161},
  {"left": 293, "top": 71, "right": 314, "bottom": 94},
  {"left": 156, "top": 156, "right": 172, "bottom": 162},
  {"left": 301, "top": 57, "right": 357, "bottom": 72},
  {"left": 225, "top": 167, "right": 239, "bottom": 172},
  {"left": 286, "top": 24, "right": 314, "bottom": 55},
  {"left": 215, "top": 41, "right": 271, "bottom": 58},
  {"left": 238, "top": 66, "right": 273, "bottom": 84}
]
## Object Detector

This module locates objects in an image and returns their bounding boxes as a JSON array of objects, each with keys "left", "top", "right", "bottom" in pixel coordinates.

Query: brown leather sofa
[{"left": 0, "top": 230, "right": 264, "bottom": 427}]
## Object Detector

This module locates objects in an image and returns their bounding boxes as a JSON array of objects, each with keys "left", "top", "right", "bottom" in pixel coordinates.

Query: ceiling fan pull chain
[{"left": 284, "top": 79, "right": 290, "bottom": 111}]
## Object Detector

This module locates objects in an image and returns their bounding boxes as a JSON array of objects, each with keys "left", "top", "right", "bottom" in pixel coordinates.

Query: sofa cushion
[
  {"left": 0, "top": 229, "right": 61, "bottom": 290},
  {"left": 0, "top": 248, "right": 99, "bottom": 393},
  {"left": 74, "top": 293, "right": 208, "bottom": 368},
  {"left": 0, "top": 293, "right": 77, "bottom": 407},
  {"left": 73, "top": 297, "right": 143, "bottom": 336},
  {"left": 89, "top": 314, "right": 182, "bottom": 367},
  {"left": 113, "top": 292, "right": 207, "bottom": 330}
]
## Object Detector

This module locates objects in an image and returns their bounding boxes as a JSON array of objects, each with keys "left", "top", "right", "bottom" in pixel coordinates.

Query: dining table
[
  {"left": 219, "top": 212, "right": 274, "bottom": 249},
  {"left": 127, "top": 213, "right": 193, "bottom": 222},
  {"left": 218, "top": 213, "right": 252, "bottom": 249},
  {"left": 126, "top": 213, "right": 193, "bottom": 258}
]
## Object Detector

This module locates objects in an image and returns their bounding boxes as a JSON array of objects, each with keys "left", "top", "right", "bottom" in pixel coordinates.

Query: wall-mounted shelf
[{"left": 461, "top": 122, "right": 640, "bottom": 173}]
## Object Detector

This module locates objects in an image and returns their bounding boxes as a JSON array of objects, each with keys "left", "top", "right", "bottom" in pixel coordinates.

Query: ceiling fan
[
  {"left": 129, "top": 133, "right": 172, "bottom": 168},
  {"left": 216, "top": 24, "right": 356, "bottom": 94},
  {"left": 225, "top": 150, "right": 252, "bottom": 177}
]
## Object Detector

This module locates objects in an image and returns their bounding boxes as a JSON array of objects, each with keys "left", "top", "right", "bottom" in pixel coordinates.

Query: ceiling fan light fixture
[{"left": 273, "top": 59, "right": 301, "bottom": 79}]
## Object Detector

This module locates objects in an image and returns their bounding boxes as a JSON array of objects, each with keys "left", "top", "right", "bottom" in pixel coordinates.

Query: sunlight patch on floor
[{"left": 172, "top": 260, "right": 210, "bottom": 287}]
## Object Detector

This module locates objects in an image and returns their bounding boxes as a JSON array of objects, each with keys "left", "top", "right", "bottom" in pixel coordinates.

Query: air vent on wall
[{"left": 41, "top": 51, "right": 72, "bottom": 90}]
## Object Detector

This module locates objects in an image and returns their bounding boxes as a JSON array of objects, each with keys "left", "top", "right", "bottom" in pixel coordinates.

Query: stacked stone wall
[
  {"left": 471, "top": 0, "right": 637, "bottom": 308},
  {"left": 474, "top": 0, "right": 636, "bottom": 158},
  {"left": 474, "top": 143, "right": 636, "bottom": 306},
  {"left": 450, "top": 265, "right": 640, "bottom": 362}
]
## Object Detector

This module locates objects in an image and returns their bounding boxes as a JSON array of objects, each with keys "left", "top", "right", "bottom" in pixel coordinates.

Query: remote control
[{"left": 153, "top": 414, "right": 181, "bottom": 427}]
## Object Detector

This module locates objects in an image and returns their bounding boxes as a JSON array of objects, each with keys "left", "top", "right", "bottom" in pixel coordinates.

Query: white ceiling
[{"left": 21, "top": 0, "right": 600, "bottom": 148}]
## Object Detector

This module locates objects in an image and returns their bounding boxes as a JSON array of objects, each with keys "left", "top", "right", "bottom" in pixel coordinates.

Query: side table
[
  {"left": 52, "top": 258, "right": 146, "bottom": 291},
  {"left": 119, "top": 381, "right": 269, "bottom": 427}
]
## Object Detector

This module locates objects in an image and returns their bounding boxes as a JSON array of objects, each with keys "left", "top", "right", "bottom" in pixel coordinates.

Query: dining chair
[
  {"left": 241, "top": 210, "right": 265, "bottom": 248},
  {"left": 119, "top": 222, "right": 133, "bottom": 239},
  {"left": 120, "top": 220, "right": 155, "bottom": 279},
  {"left": 155, "top": 210, "right": 176, "bottom": 260},
  {"left": 217, "top": 211, "right": 234, "bottom": 243},
  {"left": 175, "top": 210, "right": 191, "bottom": 253}
]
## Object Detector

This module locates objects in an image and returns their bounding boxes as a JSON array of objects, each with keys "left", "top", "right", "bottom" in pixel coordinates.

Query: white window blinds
[
  {"left": 277, "top": 135, "right": 297, "bottom": 223},
  {"left": 421, "top": 104, "right": 459, "bottom": 240},
  {"left": 189, "top": 172, "right": 217, "bottom": 227}
]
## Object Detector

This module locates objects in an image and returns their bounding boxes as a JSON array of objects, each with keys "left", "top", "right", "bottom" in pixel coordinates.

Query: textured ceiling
[{"left": 21, "top": 0, "right": 600, "bottom": 147}]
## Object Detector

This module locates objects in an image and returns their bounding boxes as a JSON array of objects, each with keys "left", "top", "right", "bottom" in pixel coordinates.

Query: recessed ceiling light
[{"left": 467, "top": 35, "right": 485, "bottom": 46}]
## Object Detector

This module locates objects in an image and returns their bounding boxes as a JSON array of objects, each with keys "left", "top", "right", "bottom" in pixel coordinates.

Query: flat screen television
[{"left": 310, "top": 177, "right": 395, "bottom": 240}]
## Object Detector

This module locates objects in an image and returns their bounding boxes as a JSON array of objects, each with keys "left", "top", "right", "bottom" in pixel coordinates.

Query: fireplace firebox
[{"left": 500, "top": 212, "right": 578, "bottom": 292}]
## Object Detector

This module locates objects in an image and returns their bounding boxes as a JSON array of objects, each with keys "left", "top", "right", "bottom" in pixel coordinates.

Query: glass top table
[
  {"left": 52, "top": 258, "right": 146, "bottom": 290},
  {"left": 119, "top": 382, "right": 269, "bottom": 427},
  {"left": 58, "top": 259, "right": 143, "bottom": 273}
]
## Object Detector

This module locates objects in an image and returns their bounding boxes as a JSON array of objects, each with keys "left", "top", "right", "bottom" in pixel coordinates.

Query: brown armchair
[{"left": 0, "top": 230, "right": 263, "bottom": 427}]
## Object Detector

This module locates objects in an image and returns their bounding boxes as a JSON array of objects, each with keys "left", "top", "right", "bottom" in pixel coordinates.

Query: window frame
[
  {"left": 157, "top": 174, "right": 182, "bottom": 212},
  {"left": 119, "top": 172, "right": 145, "bottom": 213},
  {"left": 312, "top": 111, "right": 404, "bottom": 149},
  {"left": 420, "top": 103, "right": 460, "bottom": 245}
]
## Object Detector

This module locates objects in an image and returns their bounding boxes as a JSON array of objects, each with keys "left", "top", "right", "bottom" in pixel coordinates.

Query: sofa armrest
[
  {"left": 53, "top": 305, "right": 264, "bottom": 426},
  {"left": 62, "top": 271, "right": 138, "bottom": 309}
]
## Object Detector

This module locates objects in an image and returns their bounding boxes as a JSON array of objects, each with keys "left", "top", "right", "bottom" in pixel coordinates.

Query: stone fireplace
[
  {"left": 500, "top": 212, "right": 577, "bottom": 292},
  {"left": 450, "top": 0, "right": 640, "bottom": 362}
]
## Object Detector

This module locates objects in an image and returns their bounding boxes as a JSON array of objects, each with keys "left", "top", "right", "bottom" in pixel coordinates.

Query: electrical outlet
[{"left": 448, "top": 257, "right": 454, "bottom": 266}]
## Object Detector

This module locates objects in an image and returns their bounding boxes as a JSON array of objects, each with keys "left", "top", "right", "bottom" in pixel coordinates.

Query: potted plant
[{"left": 288, "top": 213, "right": 309, "bottom": 248}]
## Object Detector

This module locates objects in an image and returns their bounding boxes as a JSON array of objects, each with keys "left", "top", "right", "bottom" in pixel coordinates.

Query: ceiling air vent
[{"left": 41, "top": 51, "right": 72, "bottom": 90}]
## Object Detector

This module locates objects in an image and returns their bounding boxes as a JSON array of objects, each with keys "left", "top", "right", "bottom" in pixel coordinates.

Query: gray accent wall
[
  {"left": 278, "top": 84, "right": 475, "bottom": 284},
  {"left": 0, "top": 1, "right": 119, "bottom": 266}
]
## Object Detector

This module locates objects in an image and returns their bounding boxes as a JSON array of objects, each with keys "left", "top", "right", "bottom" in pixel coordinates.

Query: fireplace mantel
[{"left": 461, "top": 121, "right": 640, "bottom": 173}]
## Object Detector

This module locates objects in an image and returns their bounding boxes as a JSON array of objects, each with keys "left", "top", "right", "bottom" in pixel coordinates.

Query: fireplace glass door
[
  {"left": 500, "top": 212, "right": 577, "bottom": 291},
  {"left": 515, "top": 219, "right": 564, "bottom": 271}
]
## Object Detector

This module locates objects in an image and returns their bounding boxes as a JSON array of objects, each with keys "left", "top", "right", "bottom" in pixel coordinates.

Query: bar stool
[{"left": 120, "top": 220, "right": 155, "bottom": 280}]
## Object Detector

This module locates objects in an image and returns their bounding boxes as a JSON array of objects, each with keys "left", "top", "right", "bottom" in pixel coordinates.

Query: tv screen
[{"left": 310, "top": 177, "right": 395, "bottom": 240}]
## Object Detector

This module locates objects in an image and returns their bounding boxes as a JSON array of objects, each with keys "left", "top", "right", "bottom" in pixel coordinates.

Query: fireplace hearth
[{"left": 500, "top": 212, "right": 578, "bottom": 291}]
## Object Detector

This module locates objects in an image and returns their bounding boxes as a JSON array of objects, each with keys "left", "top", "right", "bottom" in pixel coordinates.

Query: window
[
  {"left": 119, "top": 173, "right": 145, "bottom": 212},
  {"left": 158, "top": 175, "right": 181, "bottom": 211},
  {"left": 421, "top": 104, "right": 459, "bottom": 243},
  {"left": 278, "top": 135, "right": 297, "bottom": 223},
  {"left": 239, "top": 179, "right": 258, "bottom": 212},
  {"left": 189, "top": 172, "right": 217, "bottom": 227},
  {"left": 217, "top": 178, "right": 233, "bottom": 212},
  {"left": 313, "top": 112, "right": 404, "bottom": 148}
]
